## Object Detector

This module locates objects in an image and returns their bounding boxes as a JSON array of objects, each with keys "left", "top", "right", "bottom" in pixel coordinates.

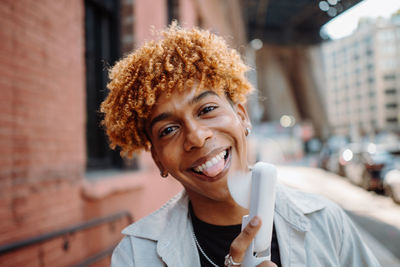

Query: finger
[
  {"left": 257, "top": 261, "right": 278, "bottom": 267},
  {"left": 229, "top": 216, "right": 262, "bottom": 263}
]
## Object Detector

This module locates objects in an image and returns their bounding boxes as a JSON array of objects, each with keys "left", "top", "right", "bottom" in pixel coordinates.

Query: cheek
[
  {"left": 157, "top": 144, "right": 183, "bottom": 173},
  {"left": 160, "top": 149, "right": 178, "bottom": 167},
  {"left": 223, "top": 115, "right": 244, "bottom": 139},
  {"left": 214, "top": 113, "right": 242, "bottom": 129}
]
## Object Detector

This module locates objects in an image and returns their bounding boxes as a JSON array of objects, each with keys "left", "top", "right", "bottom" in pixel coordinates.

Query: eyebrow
[
  {"left": 189, "top": 90, "right": 219, "bottom": 105},
  {"left": 149, "top": 90, "right": 220, "bottom": 132},
  {"left": 149, "top": 112, "right": 172, "bottom": 133}
]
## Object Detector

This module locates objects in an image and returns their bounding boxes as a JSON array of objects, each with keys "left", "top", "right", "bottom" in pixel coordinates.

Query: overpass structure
[
  {"left": 238, "top": 0, "right": 363, "bottom": 138},
  {"left": 243, "top": 0, "right": 363, "bottom": 44}
]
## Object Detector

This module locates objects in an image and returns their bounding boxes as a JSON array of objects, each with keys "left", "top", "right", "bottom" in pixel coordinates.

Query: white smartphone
[{"left": 228, "top": 162, "right": 277, "bottom": 266}]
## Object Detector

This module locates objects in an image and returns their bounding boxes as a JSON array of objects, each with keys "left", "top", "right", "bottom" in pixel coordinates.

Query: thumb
[{"left": 257, "top": 261, "right": 278, "bottom": 267}]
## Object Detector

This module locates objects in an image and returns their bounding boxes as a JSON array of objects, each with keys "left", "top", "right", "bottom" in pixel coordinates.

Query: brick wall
[
  {"left": 0, "top": 0, "right": 247, "bottom": 265},
  {"left": 135, "top": 0, "right": 167, "bottom": 45},
  {"left": 0, "top": 1, "right": 184, "bottom": 265},
  {"left": 0, "top": 0, "right": 87, "bottom": 265}
]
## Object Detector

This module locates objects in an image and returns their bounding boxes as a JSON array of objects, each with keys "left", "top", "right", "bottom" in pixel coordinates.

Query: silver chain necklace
[{"left": 192, "top": 229, "right": 220, "bottom": 267}]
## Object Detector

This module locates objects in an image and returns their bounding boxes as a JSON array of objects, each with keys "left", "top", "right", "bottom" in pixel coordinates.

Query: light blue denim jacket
[{"left": 111, "top": 184, "right": 381, "bottom": 267}]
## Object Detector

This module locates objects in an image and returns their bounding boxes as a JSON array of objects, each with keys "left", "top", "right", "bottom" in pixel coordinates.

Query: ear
[
  {"left": 235, "top": 102, "right": 251, "bottom": 129},
  {"left": 151, "top": 145, "right": 165, "bottom": 173}
]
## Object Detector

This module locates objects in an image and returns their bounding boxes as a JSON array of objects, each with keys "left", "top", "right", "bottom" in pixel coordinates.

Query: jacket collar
[
  {"left": 122, "top": 183, "right": 326, "bottom": 239},
  {"left": 122, "top": 191, "right": 188, "bottom": 240}
]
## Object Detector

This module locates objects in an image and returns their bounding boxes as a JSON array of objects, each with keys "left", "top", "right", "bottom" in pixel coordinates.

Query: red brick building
[{"left": 0, "top": 0, "right": 246, "bottom": 266}]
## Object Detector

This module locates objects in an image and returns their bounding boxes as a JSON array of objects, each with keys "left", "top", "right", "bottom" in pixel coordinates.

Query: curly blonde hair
[{"left": 100, "top": 23, "right": 253, "bottom": 157}]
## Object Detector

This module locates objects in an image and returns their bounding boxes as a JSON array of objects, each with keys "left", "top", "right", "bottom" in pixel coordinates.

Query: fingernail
[{"left": 250, "top": 216, "right": 260, "bottom": 226}]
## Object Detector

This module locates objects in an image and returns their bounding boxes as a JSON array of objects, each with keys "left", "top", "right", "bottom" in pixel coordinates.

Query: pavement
[{"left": 276, "top": 165, "right": 400, "bottom": 266}]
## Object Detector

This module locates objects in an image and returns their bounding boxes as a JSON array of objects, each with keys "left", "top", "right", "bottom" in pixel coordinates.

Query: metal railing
[{"left": 0, "top": 210, "right": 133, "bottom": 265}]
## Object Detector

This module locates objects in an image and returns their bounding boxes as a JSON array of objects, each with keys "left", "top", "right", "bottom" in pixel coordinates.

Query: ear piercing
[
  {"left": 160, "top": 171, "right": 169, "bottom": 178},
  {"left": 245, "top": 127, "right": 251, "bottom": 136}
]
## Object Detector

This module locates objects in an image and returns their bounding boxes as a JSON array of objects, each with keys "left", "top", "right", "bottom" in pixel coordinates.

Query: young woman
[{"left": 101, "top": 24, "right": 380, "bottom": 267}]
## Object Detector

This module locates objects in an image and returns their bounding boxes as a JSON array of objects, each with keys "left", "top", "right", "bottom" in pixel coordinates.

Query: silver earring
[
  {"left": 245, "top": 127, "right": 251, "bottom": 136},
  {"left": 160, "top": 171, "right": 168, "bottom": 178}
]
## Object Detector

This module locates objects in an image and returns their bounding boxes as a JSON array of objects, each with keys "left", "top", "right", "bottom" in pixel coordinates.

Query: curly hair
[{"left": 100, "top": 23, "right": 253, "bottom": 157}]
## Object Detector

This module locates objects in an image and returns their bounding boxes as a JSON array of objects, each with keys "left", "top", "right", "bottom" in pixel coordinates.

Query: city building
[{"left": 322, "top": 13, "right": 400, "bottom": 138}]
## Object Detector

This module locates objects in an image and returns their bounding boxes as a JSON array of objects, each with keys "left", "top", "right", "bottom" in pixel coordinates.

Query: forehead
[{"left": 154, "top": 86, "right": 224, "bottom": 111}]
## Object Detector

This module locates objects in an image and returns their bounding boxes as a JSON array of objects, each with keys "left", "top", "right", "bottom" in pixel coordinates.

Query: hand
[{"left": 227, "top": 216, "right": 277, "bottom": 267}]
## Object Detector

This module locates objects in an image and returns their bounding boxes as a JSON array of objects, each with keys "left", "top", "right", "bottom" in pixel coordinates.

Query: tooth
[
  {"left": 201, "top": 163, "right": 206, "bottom": 170},
  {"left": 198, "top": 165, "right": 203, "bottom": 172},
  {"left": 206, "top": 161, "right": 212, "bottom": 168},
  {"left": 212, "top": 157, "right": 218, "bottom": 165},
  {"left": 216, "top": 155, "right": 221, "bottom": 161}
]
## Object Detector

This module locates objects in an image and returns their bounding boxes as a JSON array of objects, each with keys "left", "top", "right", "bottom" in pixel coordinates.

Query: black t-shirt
[{"left": 190, "top": 204, "right": 281, "bottom": 267}]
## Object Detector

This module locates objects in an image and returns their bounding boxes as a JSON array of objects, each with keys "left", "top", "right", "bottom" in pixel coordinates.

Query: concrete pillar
[{"left": 254, "top": 44, "right": 328, "bottom": 137}]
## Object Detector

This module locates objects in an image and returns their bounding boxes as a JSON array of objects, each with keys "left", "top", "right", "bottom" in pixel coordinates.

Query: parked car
[
  {"left": 326, "top": 150, "right": 347, "bottom": 176},
  {"left": 360, "top": 151, "right": 394, "bottom": 192},
  {"left": 341, "top": 144, "right": 394, "bottom": 192},
  {"left": 384, "top": 169, "right": 400, "bottom": 204},
  {"left": 342, "top": 147, "right": 365, "bottom": 187},
  {"left": 383, "top": 154, "right": 400, "bottom": 204},
  {"left": 318, "top": 135, "right": 349, "bottom": 174}
]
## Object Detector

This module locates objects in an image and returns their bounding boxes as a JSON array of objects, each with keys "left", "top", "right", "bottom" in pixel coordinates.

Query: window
[
  {"left": 385, "top": 88, "right": 396, "bottom": 95},
  {"left": 85, "top": 0, "right": 125, "bottom": 171},
  {"left": 167, "top": 0, "right": 180, "bottom": 24},
  {"left": 386, "top": 117, "right": 398, "bottom": 123},
  {"left": 386, "top": 103, "right": 398, "bottom": 109},
  {"left": 384, "top": 74, "right": 396, "bottom": 80},
  {"left": 368, "top": 77, "right": 374, "bottom": 84}
]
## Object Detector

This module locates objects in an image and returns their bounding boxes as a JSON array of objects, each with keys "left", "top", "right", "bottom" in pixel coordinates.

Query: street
[{"left": 277, "top": 165, "right": 400, "bottom": 266}]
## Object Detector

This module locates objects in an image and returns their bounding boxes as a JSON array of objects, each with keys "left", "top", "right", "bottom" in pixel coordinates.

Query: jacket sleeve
[
  {"left": 111, "top": 237, "right": 135, "bottom": 267},
  {"left": 338, "top": 208, "right": 381, "bottom": 267}
]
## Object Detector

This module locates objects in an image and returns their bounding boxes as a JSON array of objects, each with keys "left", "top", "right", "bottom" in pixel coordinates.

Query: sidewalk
[{"left": 277, "top": 165, "right": 400, "bottom": 266}]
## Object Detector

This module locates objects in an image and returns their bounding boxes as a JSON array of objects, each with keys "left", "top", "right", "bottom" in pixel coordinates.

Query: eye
[
  {"left": 199, "top": 105, "right": 218, "bottom": 116},
  {"left": 159, "top": 126, "right": 178, "bottom": 138}
]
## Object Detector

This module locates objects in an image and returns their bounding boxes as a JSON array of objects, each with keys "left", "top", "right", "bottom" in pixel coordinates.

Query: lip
[
  {"left": 188, "top": 147, "right": 232, "bottom": 182},
  {"left": 189, "top": 147, "right": 229, "bottom": 169}
]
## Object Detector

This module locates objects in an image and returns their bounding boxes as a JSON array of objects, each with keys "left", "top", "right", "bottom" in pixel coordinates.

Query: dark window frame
[
  {"left": 84, "top": 0, "right": 124, "bottom": 171},
  {"left": 167, "top": 0, "right": 180, "bottom": 24}
]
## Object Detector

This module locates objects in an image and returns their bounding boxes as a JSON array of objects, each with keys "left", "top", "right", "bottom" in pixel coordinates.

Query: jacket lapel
[
  {"left": 156, "top": 202, "right": 201, "bottom": 267},
  {"left": 123, "top": 191, "right": 201, "bottom": 267},
  {"left": 274, "top": 184, "right": 325, "bottom": 267}
]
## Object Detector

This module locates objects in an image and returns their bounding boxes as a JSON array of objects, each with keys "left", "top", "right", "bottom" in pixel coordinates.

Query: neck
[{"left": 189, "top": 195, "right": 248, "bottom": 225}]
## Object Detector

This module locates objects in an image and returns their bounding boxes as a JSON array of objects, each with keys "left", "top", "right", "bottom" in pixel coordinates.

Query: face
[{"left": 147, "top": 86, "right": 251, "bottom": 204}]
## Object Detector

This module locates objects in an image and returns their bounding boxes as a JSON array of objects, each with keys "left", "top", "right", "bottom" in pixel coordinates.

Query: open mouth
[{"left": 191, "top": 148, "right": 230, "bottom": 178}]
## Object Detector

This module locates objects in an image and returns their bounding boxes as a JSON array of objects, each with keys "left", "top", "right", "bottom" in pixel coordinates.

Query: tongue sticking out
[{"left": 202, "top": 159, "right": 225, "bottom": 177}]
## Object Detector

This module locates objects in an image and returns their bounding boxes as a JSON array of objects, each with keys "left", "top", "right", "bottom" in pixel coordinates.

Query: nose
[{"left": 183, "top": 120, "right": 213, "bottom": 151}]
